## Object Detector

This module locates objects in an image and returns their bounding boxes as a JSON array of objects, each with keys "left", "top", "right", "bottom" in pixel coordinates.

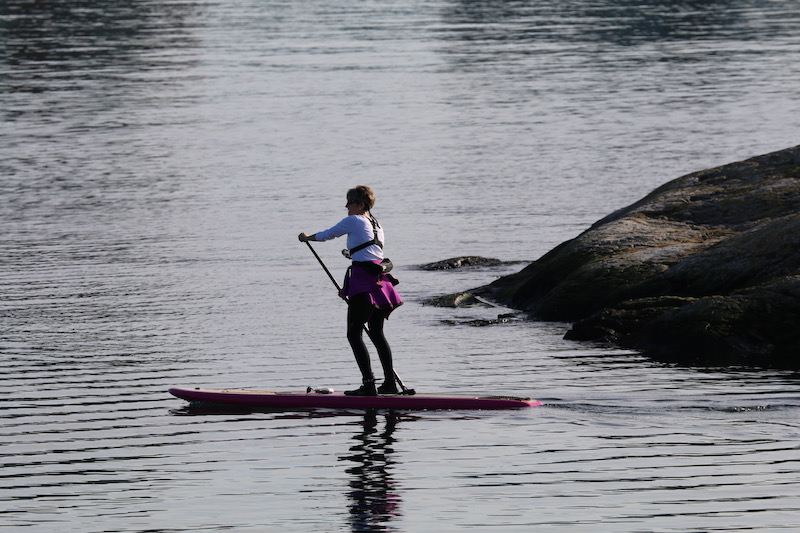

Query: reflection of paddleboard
[{"left": 168, "top": 387, "right": 543, "bottom": 410}]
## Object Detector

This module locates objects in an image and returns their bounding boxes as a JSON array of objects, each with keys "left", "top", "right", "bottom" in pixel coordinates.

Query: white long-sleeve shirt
[{"left": 314, "top": 214, "right": 385, "bottom": 261}]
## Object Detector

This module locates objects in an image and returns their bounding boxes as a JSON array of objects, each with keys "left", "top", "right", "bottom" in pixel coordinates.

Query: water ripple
[{"left": 3, "top": 0, "right": 800, "bottom": 531}]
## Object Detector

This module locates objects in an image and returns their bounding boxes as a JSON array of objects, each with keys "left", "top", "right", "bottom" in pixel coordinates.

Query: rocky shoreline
[{"left": 437, "top": 146, "right": 800, "bottom": 368}]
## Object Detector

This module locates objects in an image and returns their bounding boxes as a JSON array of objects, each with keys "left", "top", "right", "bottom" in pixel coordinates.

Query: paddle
[{"left": 304, "top": 241, "right": 415, "bottom": 395}]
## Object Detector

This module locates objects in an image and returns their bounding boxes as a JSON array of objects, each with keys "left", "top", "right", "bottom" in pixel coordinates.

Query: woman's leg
[
  {"left": 366, "top": 313, "right": 396, "bottom": 392},
  {"left": 346, "top": 293, "right": 376, "bottom": 393}
]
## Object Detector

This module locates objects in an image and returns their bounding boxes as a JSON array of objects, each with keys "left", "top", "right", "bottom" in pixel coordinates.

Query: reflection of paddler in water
[{"left": 340, "top": 411, "right": 403, "bottom": 531}]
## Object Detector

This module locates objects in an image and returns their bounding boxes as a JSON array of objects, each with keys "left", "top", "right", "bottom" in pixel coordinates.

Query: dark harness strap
[{"left": 349, "top": 216, "right": 383, "bottom": 255}]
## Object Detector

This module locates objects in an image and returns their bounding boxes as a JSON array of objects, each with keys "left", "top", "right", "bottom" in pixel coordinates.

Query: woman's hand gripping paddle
[{"left": 304, "top": 241, "right": 415, "bottom": 395}]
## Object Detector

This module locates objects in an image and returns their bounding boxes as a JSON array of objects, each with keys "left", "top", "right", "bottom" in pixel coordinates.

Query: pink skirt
[{"left": 343, "top": 262, "right": 403, "bottom": 314}]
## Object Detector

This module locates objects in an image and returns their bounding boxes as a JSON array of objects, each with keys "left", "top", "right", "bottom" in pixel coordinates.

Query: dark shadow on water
[
  {"left": 170, "top": 403, "right": 419, "bottom": 420},
  {"left": 439, "top": 0, "right": 767, "bottom": 47},
  {"left": 172, "top": 405, "right": 406, "bottom": 531},
  {"left": 0, "top": 0, "right": 202, "bottom": 73},
  {"left": 339, "top": 411, "right": 403, "bottom": 533}
]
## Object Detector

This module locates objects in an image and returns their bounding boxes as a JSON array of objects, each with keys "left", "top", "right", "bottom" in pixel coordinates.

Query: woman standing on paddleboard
[{"left": 298, "top": 185, "right": 403, "bottom": 396}]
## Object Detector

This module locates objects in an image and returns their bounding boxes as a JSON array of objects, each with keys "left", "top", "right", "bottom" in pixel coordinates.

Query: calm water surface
[{"left": 2, "top": 0, "right": 800, "bottom": 531}]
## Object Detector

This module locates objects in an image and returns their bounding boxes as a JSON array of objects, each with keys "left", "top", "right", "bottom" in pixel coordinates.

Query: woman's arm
[{"left": 300, "top": 216, "right": 356, "bottom": 244}]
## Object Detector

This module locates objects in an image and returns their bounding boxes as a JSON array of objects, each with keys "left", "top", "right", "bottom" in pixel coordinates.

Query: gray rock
[
  {"left": 422, "top": 292, "right": 486, "bottom": 308},
  {"left": 419, "top": 256, "right": 504, "bottom": 270},
  {"left": 478, "top": 145, "right": 800, "bottom": 367}
]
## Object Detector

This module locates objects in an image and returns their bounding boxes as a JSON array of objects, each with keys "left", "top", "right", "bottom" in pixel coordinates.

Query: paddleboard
[{"left": 168, "top": 387, "right": 542, "bottom": 410}]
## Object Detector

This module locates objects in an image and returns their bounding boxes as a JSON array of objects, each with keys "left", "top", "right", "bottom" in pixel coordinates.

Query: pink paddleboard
[{"left": 169, "top": 387, "right": 542, "bottom": 410}]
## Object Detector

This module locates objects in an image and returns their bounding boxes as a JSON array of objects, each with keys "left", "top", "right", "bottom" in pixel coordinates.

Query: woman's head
[{"left": 346, "top": 185, "right": 376, "bottom": 211}]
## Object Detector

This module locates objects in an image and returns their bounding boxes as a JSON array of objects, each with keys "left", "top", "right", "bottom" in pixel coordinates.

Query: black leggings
[{"left": 347, "top": 293, "right": 393, "bottom": 384}]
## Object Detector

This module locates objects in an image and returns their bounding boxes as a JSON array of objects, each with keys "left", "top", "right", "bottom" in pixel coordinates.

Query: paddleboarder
[{"left": 298, "top": 186, "right": 403, "bottom": 396}]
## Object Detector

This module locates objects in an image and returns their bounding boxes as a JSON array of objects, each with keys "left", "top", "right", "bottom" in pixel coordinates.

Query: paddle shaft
[
  {"left": 304, "top": 241, "right": 412, "bottom": 394},
  {"left": 305, "top": 240, "right": 341, "bottom": 291}
]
